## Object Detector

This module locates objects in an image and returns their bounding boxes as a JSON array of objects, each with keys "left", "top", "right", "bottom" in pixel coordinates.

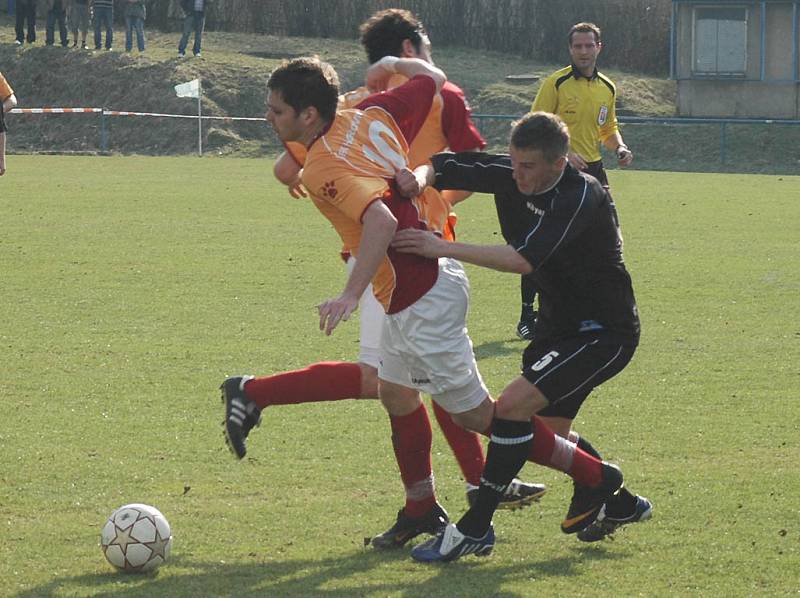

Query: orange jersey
[
  {"left": 302, "top": 76, "right": 450, "bottom": 314},
  {"left": 284, "top": 77, "right": 484, "bottom": 245}
]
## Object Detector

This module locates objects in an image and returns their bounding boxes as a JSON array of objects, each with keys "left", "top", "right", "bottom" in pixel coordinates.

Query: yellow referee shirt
[{"left": 531, "top": 65, "right": 619, "bottom": 163}]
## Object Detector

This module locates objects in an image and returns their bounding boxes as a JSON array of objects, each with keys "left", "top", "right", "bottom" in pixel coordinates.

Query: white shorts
[
  {"left": 379, "top": 258, "right": 488, "bottom": 414},
  {"left": 346, "top": 256, "right": 384, "bottom": 369}
]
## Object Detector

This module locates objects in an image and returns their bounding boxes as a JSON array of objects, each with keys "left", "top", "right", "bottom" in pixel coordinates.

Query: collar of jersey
[{"left": 570, "top": 64, "right": 599, "bottom": 81}]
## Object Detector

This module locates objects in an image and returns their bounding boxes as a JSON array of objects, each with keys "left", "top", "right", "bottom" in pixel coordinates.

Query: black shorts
[
  {"left": 584, "top": 160, "right": 609, "bottom": 188},
  {"left": 522, "top": 335, "right": 636, "bottom": 420}
]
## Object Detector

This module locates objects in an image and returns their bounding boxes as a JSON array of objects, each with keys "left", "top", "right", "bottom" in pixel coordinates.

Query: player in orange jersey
[
  {"left": 223, "top": 56, "right": 621, "bottom": 556},
  {"left": 245, "top": 9, "right": 546, "bottom": 511}
]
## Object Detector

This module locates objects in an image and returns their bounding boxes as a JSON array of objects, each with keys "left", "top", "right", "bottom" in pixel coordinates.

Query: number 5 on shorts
[{"left": 531, "top": 350, "right": 560, "bottom": 372}]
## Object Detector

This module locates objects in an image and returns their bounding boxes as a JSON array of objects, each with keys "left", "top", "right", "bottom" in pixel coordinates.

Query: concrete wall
[{"left": 677, "top": 79, "right": 799, "bottom": 118}]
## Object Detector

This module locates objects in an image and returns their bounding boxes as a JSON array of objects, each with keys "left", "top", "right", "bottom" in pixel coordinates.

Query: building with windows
[{"left": 671, "top": 0, "right": 800, "bottom": 117}]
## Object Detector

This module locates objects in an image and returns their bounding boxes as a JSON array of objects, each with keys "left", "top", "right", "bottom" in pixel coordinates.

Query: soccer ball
[{"left": 100, "top": 503, "right": 172, "bottom": 573}]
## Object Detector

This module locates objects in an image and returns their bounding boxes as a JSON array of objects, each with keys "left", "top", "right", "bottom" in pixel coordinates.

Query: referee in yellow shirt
[{"left": 511, "top": 22, "right": 633, "bottom": 341}]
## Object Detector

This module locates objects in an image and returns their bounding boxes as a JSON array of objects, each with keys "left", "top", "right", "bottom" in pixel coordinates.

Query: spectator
[
  {"left": 178, "top": 0, "right": 207, "bottom": 58},
  {"left": 45, "top": 0, "right": 68, "bottom": 47},
  {"left": 68, "top": 0, "right": 90, "bottom": 49},
  {"left": 91, "top": 0, "right": 113, "bottom": 50},
  {"left": 124, "top": 0, "right": 145, "bottom": 52},
  {"left": 14, "top": 0, "right": 38, "bottom": 45},
  {"left": 0, "top": 71, "right": 18, "bottom": 176}
]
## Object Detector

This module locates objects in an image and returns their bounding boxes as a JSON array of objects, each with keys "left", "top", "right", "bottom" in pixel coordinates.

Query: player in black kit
[{"left": 391, "top": 112, "right": 651, "bottom": 562}]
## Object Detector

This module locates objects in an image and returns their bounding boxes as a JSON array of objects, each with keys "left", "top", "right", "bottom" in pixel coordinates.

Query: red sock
[
  {"left": 431, "top": 400, "right": 484, "bottom": 486},
  {"left": 244, "top": 362, "right": 362, "bottom": 409},
  {"left": 528, "top": 416, "right": 602, "bottom": 487},
  {"left": 390, "top": 404, "right": 435, "bottom": 517}
]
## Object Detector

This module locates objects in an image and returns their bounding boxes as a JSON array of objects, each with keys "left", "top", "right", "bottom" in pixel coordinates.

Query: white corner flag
[
  {"left": 175, "top": 79, "right": 203, "bottom": 155},
  {"left": 175, "top": 79, "right": 201, "bottom": 98}
]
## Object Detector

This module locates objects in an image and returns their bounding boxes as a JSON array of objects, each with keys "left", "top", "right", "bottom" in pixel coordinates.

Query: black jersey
[{"left": 431, "top": 152, "right": 640, "bottom": 345}]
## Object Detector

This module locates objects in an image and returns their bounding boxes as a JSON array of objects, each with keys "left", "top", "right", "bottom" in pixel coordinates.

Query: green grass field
[{"left": 1, "top": 155, "right": 799, "bottom": 597}]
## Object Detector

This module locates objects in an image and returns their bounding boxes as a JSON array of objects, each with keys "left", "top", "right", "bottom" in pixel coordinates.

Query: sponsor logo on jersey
[
  {"left": 597, "top": 105, "right": 608, "bottom": 125},
  {"left": 526, "top": 202, "right": 545, "bottom": 216},
  {"left": 412, "top": 376, "right": 431, "bottom": 385}
]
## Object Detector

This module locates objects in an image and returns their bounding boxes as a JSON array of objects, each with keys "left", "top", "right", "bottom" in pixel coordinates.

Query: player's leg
[
  {"left": 516, "top": 275, "right": 538, "bottom": 341},
  {"left": 370, "top": 378, "right": 448, "bottom": 549}
]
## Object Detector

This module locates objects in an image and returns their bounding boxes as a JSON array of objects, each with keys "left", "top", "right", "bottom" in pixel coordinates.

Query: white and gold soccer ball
[{"left": 100, "top": 503, "right": 172, "bottom": 573}]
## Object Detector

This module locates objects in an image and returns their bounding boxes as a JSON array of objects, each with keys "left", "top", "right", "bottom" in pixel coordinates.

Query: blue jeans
[
  {"left": 46, "top": 7, "right": 67, "bottom": 46},
  {"left": 125, "top": 15, "right": 144, "bottom": 51},
  {"left": 178, "top": 10, "right": 204, "bottom": 55},
  {"left": 93, "top": 5, "right": 112, "bottom": 49}
]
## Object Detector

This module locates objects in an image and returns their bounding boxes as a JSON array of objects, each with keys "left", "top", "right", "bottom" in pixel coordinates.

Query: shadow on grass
[
  {"left": 472, "top": 339, "right": 524, "bottom": 361},
  {"left": 16, "top": 543, "right": 625, "bottom": 597}
]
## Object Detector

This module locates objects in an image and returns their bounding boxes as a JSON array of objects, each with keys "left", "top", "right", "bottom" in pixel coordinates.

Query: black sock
[
  {"left": 520, "top": 276, "right": 538, "bottom": 316},
  {"left": 574, "top": 432, "right": 638, "bottom": 517},
  {"left": 457, "top": 419, "right": 532, "bottom": 538}
]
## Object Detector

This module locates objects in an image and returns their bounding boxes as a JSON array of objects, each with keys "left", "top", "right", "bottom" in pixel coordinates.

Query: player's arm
[
  {"left": 599, "top": 95, "right": 632, "bottom": 167},
  {"left": 602, "top": 131, "right": 633, "bottom": 167},
  {"left": 432, "top": 151, "right": 513, "bottom": 194},
  {"left": 392, "top": 230, "right": 532, "bottom": 274},
  {"left": 273, "top": 151, "right": 307, "bottom": 198},
  {"left": 318, "top": 200, "right": 398, "bottom": 335},
  {"left": 366, "top": 57, "right": 446, "bottom": 94}
]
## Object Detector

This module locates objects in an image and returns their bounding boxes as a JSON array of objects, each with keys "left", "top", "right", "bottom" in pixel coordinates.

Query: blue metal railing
[{"left": 471, "top": 113, "right": 800, "bottom": 164}]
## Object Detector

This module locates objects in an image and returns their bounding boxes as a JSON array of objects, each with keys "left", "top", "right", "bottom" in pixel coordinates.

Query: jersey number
[
  {"left": 362, "top": 120, "right": 407, "bottom": 174},
  {"left": 531, "top": 350, "right": 560, "bottom": 372}
]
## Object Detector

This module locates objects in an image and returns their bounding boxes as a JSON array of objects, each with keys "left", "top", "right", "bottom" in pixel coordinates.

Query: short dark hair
[
  {"left": 359, "top": 8, "right": 426, "bottom": 64},
  {"left": 510, "top": 112, "right": 570, "bottom": 163},
  {"left": 267, "top": 57, "right": 339, "bottom": 123},
  {"left": 568, "top": 22, "right": 602, "bottom": 45}
]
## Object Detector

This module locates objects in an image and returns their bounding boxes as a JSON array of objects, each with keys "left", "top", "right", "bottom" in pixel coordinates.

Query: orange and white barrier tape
[
  {"left": 9, "top": 107, "right": 266, "bottom": 121},
  {"left": 10, "top": 107, "right": 102, "bottom": 114}
]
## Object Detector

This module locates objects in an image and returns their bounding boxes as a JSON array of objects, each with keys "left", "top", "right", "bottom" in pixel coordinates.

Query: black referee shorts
[
  {"left": 521, "top": 335, "right": 636, "bottom": 420},
  {"left": 584, "top": 160, "right": 609, "bottom": 188}
]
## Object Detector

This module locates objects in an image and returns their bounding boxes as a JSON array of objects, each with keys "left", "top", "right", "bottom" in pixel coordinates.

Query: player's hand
[
  {"left": 286, "top": 176, "right": 308, "bottom": 199},
  {"left": 395, "top": 167, "right": 426, "bottom": 197},
  {"left": 317, "top": 294, "right": 359, "bottom": 336},
  {"left": 365, "top": 56, "right": 399, "bottom": 92},
  {"left": 567, "top": 151, "right": 588, "bottom": 171},
  {"left": 391, "top": 228, "right": 446, "bottom": 258},
  {"left": 616, "top": 145, "right": 634, "bottom": 167}
]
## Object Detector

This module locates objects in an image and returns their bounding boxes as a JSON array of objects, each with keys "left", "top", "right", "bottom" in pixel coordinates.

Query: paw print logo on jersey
[{"left": 322, "top": 180, "right": 338, "bottom": 199}]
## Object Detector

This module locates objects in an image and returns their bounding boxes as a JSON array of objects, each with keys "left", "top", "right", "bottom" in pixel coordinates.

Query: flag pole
[{"left": 197, "top": 80, "right": 203, "bottom": 156}]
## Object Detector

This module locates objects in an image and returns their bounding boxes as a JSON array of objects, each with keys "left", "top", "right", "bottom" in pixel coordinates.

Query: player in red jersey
[
  {"left": 239, "top": 9, "right": 546, "bottom": 511},
  {"left": 223, "top": 56, "right": 623, "bottom": 554}
]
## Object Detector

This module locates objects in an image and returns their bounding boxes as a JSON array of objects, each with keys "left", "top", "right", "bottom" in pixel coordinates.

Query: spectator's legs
[
  {"left": 58, "top": 9, "right": 68, "bottom": 47},
  {"left": 27, "top": 0, "right": 37, "bottom": 43},
  {"left": 178, "top": 13, "right": 192, "bottom": 55},
  {"left": 15, "top": 2, "right": 26, "bottom": 43},
  {"left": 45, "top": 8, "right": 55, "bottom": 45},
  {"left": 125, "top": 15, "right": 133, "bottom": 52},
  {"left": 104, "top": 8, "right": 113, "bottom": 49},
  {"left": 135, "top": 16, "right": 144, "bottom": 51},
  {"left": 192, "top": 11, "right": 204, "bottom": 55},
  {"left": 93, "top": 7, "right": 101, "bottom": 49}
]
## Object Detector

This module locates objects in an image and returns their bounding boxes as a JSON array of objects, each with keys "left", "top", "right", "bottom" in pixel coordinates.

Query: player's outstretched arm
[
  {"left": 392, "top": 230, "right": 533, "bottom": 274},
  {"left": 366, "top": 57, "right": 446, "bottom": 93},
  {"left": 318, "top": 201, "right": 397, "bottom": 336}
]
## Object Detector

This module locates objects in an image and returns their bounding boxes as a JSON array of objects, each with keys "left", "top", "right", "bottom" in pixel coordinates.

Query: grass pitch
[{"left": 1, "top": 155, "right": 799, "bottom": 597}]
